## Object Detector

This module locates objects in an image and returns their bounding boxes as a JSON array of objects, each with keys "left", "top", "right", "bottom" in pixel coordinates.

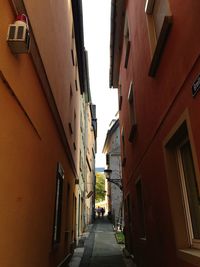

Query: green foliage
[
  {"left": 115, "top": 231, "right": 125, "bottom": 244},
  {"left": 95, "top": 172, "right": 106, "bottom": 202}
]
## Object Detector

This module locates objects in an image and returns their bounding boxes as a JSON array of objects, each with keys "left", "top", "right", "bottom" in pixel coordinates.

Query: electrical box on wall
[{"left": 7, "top": 14, "right": 30, "bottom": 54}]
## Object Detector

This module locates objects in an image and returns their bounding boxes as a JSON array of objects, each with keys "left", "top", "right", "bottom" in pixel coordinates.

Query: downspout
[{"left": 109, "top": 0, "right": 116, "bottom": 88}]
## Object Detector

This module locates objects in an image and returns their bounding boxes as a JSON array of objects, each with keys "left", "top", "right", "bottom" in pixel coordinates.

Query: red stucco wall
[{"left": 119, "top": 0, "right": 200, "bottom": 266}]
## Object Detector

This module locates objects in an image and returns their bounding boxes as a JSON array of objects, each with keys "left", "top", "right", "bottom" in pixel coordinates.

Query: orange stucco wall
[
  {"left": 0, "top": 1, "right": 76, "bottom": 267},
  {"left": 23, "top": 0, "right": 81, "bottom": 171}
]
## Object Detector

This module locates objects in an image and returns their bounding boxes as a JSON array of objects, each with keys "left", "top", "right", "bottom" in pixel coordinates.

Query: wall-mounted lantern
[{"left": 104, "top": 169, "right": 122, "bottom": 190}]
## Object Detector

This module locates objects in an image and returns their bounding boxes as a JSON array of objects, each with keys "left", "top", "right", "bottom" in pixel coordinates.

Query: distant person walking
[
  {"left": 101, "top": 207, "right": 105, "bottom": 217},
  {"left": 97, "top": 206, "right": 101, "bottom": 218}
]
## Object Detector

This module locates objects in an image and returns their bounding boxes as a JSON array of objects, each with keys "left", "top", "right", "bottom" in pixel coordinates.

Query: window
[
  {"left": 71, "top": 24, "right": 76, "bottom": 66},
  {"left": 72, "top": 193, "right": 76, "bottom": 240},
  {"left": 127, "top": 194, "right": 132, "bottom": 223},
  {"left": 124, "top": 16, "right": 131, "bottom": 69},
  {"left": 164, "top": 118, "right": 200, "bottom": 264},
  {"left": 64, "top": 183, "right": 70, "bottom": 246},
  {"left": 125, "top": 194, "right": 134, "bottom": 253},
  {"left": 92, "top": 148, "right": 95, "bottom": 159},
  {"left": 128, "top": 81, "right": 137, "bottom": 142},
  {"left": 79, "top": 150, "right": 82, "bottom": 171},
  {"left": 72, "top": 24, "right": 75, "bottom": 39},
  {"left": 121, "top": 127, "right": 126, "bottom": 166},
  {"left": 68, "top": 85, "right": 74, "bottom": 135},
  {"left": 136, "top": 178, "right": 146, "bottom": 238},
  {"left": 53, "top": 163, "right": 64, "bottom": 244},
  {"left": 118, "top": 84, "right": 123, "bottom": 111},
  {"left": 71, "top": 49, "right": 75, "bottom": 66},
  {"left": 68, "top": 122, "right": 73, "bottom": 135},
  {"left": 177, "top": 139, "right": 200, "bottom": 247},
  {"left": 106, "top": 153, "right": 110, "bottom": 166},
  {"left": 75, "top": 79, "right": 78, "bottom": 91},
  {"left": 145, "top": 0, "right": 172, "bottom": 76},
  {"left": 73, "top": 111, "right": 76, "bottom": 150},
  {"left": 70, "top": 84, "right": 73, "bottom": 101}
]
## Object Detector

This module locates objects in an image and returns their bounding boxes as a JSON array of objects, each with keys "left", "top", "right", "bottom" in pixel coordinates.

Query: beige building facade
[{"left": 85, "top": 103, "right": 97, "bottom": 225}]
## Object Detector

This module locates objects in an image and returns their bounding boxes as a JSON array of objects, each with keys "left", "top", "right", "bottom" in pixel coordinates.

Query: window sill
[
  {"left": 129, "top": 124, "right": 137, "bottom": 143},
  {"left": 177, "top": 248, "right": 200, "bottom": 266},
  {"left": 139, "top": 237, "right": 147, "bottom": 242}
]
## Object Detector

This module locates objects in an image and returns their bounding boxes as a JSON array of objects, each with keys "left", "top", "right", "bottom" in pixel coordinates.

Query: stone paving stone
[
  {"left": 68, "top": 248, "right": 84, "bottom": 267},
  {"left": 69, "top": 218, "right": 136, "bottom": 267}
]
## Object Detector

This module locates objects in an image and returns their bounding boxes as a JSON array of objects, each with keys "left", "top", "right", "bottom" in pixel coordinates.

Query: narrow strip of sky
[{"left": 82, "top": 0, "right": 118, "bottom": 168}]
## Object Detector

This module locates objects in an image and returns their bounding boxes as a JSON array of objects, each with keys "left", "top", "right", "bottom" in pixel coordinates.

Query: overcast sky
[{"left": 82, "top": 0, "right": 118, "bottom": 168}]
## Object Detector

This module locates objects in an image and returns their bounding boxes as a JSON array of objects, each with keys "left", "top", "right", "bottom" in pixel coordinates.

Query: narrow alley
[
  {"left": 69, "top": 218, "right": 135, "bottom": 267},
  {"left": 1, "top": 0, "right": 200, "bottom": 266}
]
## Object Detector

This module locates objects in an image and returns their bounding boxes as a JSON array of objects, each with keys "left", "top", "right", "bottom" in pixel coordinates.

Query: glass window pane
[{"left": 180, "top": 141, "right": 200, "bottom": 239}]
